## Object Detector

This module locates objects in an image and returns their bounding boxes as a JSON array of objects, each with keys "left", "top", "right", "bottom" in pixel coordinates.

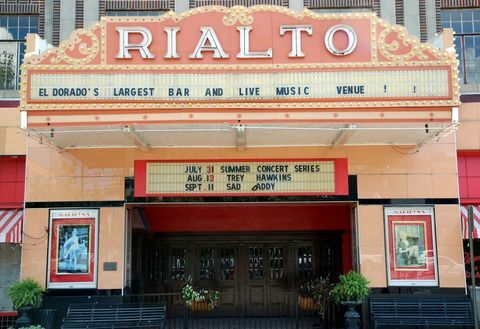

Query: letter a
[{"left": 189, "top": 27, "right": 229, "bottom": 59}]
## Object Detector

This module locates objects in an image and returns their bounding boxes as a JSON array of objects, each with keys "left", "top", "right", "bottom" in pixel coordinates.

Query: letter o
[{"left": 324, "top": 25, "right": 357, "bottom": 56}]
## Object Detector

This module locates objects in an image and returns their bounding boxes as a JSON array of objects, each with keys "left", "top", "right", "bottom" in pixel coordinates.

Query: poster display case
[
  {"left": 47, "top": 209, "right": 98, "bottom": 289},
  {"left": 384, "top": 207, "right": 438, "bottom": 286}
]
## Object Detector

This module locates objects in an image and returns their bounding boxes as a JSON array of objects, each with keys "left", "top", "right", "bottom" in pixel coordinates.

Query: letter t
[{"left": 279, "top": 25, "right": 313, "bottom": 57}]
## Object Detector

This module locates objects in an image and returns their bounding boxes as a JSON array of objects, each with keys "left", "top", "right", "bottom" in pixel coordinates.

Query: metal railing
[
  {"left": 0, "top": 311, "right": 17, "bottom": 329},
  {"left": 0, "top": 40, "right": 23, "bottom": 99},
  {"left": 35, "top": 291, "right": 334, "bottom": 329},
  {"left": 126, "top": 291, "right": 332, "bottom": 329}
]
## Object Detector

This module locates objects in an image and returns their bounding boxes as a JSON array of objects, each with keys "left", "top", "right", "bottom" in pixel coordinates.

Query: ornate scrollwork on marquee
[
  {"left": 49, "top": 29, "right": 100, "bottom": 64},
  {"left": 26, "top": 26, "right": 100, "bottom": 66},
  {"left": 377, "top": 24, "right": 451, "bottom": 62},
  {"left": 223, "top": 6, "right": 254, "bottom": 26}
]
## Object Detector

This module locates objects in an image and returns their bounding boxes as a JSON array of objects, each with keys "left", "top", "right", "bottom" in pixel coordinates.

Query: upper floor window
[
  {"left": 0, "top": 15, "right": 39, "bottom": 40},
  {"left": 442, "top": 9, "right": 480, "bottom": 85},
  {"left": 0, "top": 15, "right": 39, "bottom": 97}
]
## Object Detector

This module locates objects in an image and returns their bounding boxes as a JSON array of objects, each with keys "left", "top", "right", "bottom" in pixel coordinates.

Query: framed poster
[
  {"left": 47, "top": 209, "right": 98, "bottom": 289},
  {"left": 384, "top": 207, "right": 438, "bottom": 286}
]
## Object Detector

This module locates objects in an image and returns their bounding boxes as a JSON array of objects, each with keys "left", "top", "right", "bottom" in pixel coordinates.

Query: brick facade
[
  {"left": 52, "top": 0, "right": 60, "bottom": 45},
  {"left": 442, "top": 0, "right": 480, "bottom": 7},
  {"left": 419, "top": 0, "right": 427, "bottom": 42},
  {"left": 436, "top": 0, "right": 442, "bottom": 32},
  {"left": 104, "top": 0, "right": 172, "bottom": 11},
  {"left": 395, "top": 0, "right": 404, "bottom": 25},
  {"left": 38, "top": 0, "right": 44, "bottom": 38},
  {"left": 305, "top": 0, "right": 372, "bottom": 8},
  {"left": 75, "top": 0, "right": 84, "bottom": 29},
  {"left": 372, "top": 0, "right": 380, "bottom": 16},
  {"left": 0, "top": 0, "right": 40, "bottom": 15}
]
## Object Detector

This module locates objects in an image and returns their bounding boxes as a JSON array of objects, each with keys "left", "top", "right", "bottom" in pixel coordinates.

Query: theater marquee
[
  {"left": 21, "top": 6, "right": 459, "bottom": 112},
  {"left": 134, "top": 159, "right": 348, "bottom": 197}
]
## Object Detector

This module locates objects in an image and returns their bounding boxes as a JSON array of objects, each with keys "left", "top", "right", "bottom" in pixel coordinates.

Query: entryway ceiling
[{"left": 25, "top": 122, "right": 456, "bottom": 150}]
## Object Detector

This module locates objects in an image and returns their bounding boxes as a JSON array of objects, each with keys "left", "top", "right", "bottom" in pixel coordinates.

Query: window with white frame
[
  {"left": 442, "top": 9, "right": 480, "bottom": 85},
  {"left": 0, "top": 15, "right": 38, "bottom": 97}
]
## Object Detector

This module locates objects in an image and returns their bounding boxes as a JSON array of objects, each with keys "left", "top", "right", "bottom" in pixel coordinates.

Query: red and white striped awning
[
  {"left": 0, "top": 209, "right": 23, "bottom": 244},
  {"left": 461, "top": 205, "right": 480, "bottom": 239}
]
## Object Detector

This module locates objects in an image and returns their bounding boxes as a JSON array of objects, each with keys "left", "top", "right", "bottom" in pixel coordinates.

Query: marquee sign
[
  {"left": 21, "top": 6, "right": 459, "bottom": 112},
  {"left": 134, "top": 159, "right": 348, "bottom": 197},
  {"left": 29, "top": 69, "right": 449, "bottom": 103}
]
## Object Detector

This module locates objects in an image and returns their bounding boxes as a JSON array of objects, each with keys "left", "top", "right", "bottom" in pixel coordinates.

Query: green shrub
[
  {"left": 330, "top": 271, "right": 370, "bottom": 304},
  {"left": 181, "top": 277, "right": 220, "bottom": 309},
  {"left": 7, "top": 278, "right": 44, "bottom": 309}
]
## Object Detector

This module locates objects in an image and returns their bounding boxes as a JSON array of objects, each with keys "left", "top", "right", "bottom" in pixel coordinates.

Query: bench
[
  {"left": 61, "top": 303, "right": 166, "bottom": 328},
  {"left": 370, "top": 295, "right": 475, "bottom": 329}
]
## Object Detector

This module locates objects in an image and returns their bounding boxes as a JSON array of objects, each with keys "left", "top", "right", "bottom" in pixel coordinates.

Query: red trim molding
[
  {"left": 0, "top": 100, "right": 20, "bottom": 108},
  {"left": 458, "top": 150, "right": 480, "bottom": 156},
  {"left": 461, "top": 199, "right": 480, "bottom": 205},
  {"left": 460, "top": 94, "right": 480, "bottom": 103}
]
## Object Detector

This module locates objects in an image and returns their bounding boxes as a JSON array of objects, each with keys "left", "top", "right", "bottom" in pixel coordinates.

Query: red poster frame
[
  {"left": 384, "top": 207, "right": 438, "bottom": 286},
  {"left": 47, "top": 209, "right": 98, "bottom": 289},
  {"left": 134, "top": 158, "right": 348, "bottom": 197}
]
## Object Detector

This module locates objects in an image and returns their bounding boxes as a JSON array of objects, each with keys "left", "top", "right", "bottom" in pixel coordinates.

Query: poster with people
[
  {"left": 393, "top": 223, "right": 427, "bottom": 269},
  {"left": 385, "top": 207, "right": 438, "bottom": 286},
  {"left": 57, "top": 225, "right": 90, "bottom": 274},
  {"left": 47, "top": 209, "right": 98, "bottom": 289}
]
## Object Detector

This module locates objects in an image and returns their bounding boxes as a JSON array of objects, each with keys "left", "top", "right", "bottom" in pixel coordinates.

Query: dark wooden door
[
  {"left": 167, "top": 246, "right": 188, "bottom": 291},
  {"left": 266, "top": 245, "right": 290, "bottom": 315},
  {"left": 244, "top": 243, "right": 289, "bottom": 315},
  {"left": 217, "top": 246, "right": 238, "bottom": 313},
  {"left": 194, "top": 245, "right": 239, "bottom": 314},
  {"left": 141, "top": 232, "right": 344, "bottom": 314}
]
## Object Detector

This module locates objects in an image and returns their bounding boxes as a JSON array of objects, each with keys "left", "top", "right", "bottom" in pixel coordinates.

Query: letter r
[{"left": 116, "top": 27, "right": 155, "bottom": 59}]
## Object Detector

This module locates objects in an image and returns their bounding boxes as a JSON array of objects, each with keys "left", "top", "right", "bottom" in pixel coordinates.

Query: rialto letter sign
[
  {"left": 22, "top": 6, "right": 459, "bottom": 110},
  {"left": 115, "top": 24, "right": 358, "bottom": 59}
]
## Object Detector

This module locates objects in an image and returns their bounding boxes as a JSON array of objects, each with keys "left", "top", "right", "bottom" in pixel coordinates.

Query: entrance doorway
[
  {"left": 133, "top": 232, "right": 343, "bottom": 311},
  {"left": 127, "top": 202, "right": 355, "bottom": 305}
]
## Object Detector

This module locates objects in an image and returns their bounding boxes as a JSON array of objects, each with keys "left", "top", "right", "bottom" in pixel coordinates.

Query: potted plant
[
  {"left": 298, "top": 276, "right": 333, "bottom": 328},
  {"left": 181, "top": 278, "right": 219, "bottom": 311},
  {"left": 298, "top": 276, "right": 332, "bottom": 311},
  {"left": 298, "top": 280, "right": 320, "bottom": 311},
  {"left": 8, "top": 278, "right": 44, "bottom": 327},
  {"left": 330, "top": 271, "right": 370, "bottom": 329}
]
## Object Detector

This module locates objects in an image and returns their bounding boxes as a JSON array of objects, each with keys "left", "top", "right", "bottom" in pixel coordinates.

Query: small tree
[{"left": 0, "top": 50, "right": 16, "bottom": 90}]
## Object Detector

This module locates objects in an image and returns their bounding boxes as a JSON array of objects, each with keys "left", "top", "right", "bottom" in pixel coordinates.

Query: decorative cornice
[{"left": 25, "top": 25, "right": 101, "bottom": 66}]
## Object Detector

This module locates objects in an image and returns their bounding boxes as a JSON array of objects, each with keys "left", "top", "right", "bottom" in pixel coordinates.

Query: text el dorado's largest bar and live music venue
[{"left": 18, "top": 5, "right": 465, "bottom": 327}]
